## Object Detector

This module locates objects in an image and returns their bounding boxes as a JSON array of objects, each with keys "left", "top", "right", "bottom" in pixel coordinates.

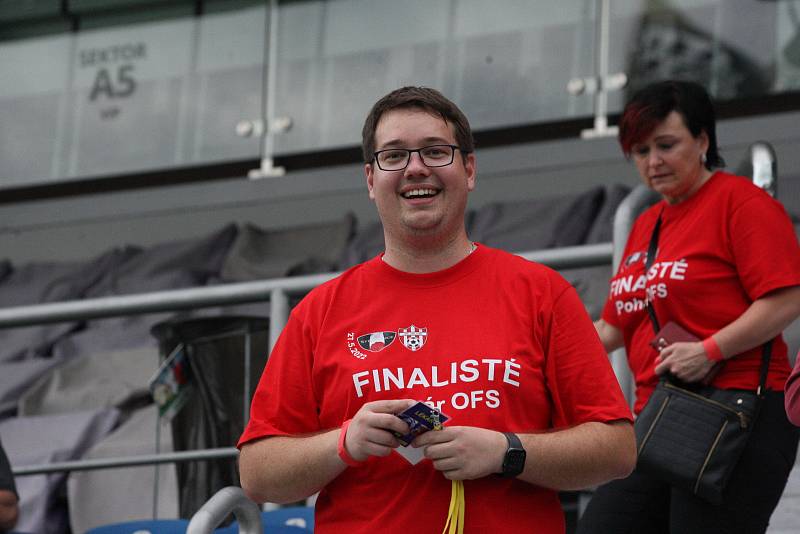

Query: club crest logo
[
  {"left": 624, "top": 251, "right": 646, "bottom": 268},
  {"left": 399, "top": 325, "right": 428, "bottom": 352},
  {"left": 357, "top": 331, "right": 397, "bottom": 352}
]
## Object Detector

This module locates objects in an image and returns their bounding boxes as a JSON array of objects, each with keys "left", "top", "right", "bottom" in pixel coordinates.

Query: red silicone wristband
[
  {"left": 337, "top": 419, "right": 363, "bottom": 467},
  {"left": 703, "top": 336, "right": 724, "bottom": 362}
]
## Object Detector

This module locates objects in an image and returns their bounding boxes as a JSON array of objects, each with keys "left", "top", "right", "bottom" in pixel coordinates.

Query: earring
[{"left": 701, "top": 153, "right": 707, "bottom": 164}]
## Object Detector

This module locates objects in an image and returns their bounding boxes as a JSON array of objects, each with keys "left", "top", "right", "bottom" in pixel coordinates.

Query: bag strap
[
  {"left": 644, "top": 211, "right": 663, "bottom": 334},
  {"left": 756, "top": 340, "right": 772, "bottom": 397},
  {"left": 644, "top": 209, "right": 773, "bottom": 395}
]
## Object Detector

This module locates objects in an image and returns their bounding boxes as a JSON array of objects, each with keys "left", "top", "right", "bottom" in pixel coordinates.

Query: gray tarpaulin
[
  {"left": 468, "top": 186, "right": 606, "bottom": 251},
  {"left": 0, "top": 358, "right": 64, "bottom": 417},
  {"left": 0, "top": 249, "right": 136, "bottom": 363},
  {"left": 67, "top": 405, "right": 179, "bottom": 533},
  {"left": 17, "top": 346, "right": 160, "bottom": 417},
  {"left": 220, "top": 214, "right": 354, "bottom": 282},
  {"left": 0, "top": 409, "right": 120, "bottom": 534}
]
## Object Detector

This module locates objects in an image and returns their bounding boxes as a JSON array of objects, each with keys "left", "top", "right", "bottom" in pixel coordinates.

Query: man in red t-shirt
[{"left": 237, "top": 86, "right": 635, "bottom": 533}]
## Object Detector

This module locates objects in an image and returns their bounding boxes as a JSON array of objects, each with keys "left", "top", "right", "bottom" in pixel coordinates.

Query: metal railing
[{"left": 187, "top": 486, "right": 262, "bottom": 534}]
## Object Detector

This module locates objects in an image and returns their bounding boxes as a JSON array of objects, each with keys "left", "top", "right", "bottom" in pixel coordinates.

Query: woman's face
[{"left": 630, "top": 111, "right": 712, "bottom": 204}]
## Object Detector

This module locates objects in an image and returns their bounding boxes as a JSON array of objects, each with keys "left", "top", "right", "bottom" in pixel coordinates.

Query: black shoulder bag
[{"left": 633, "top": 211, "right": 771, "bottom": 505}]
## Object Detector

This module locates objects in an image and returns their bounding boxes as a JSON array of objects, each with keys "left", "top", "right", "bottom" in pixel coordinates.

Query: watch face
[{"left": 503, "top": 448, "right": 526, "bottom": 477}]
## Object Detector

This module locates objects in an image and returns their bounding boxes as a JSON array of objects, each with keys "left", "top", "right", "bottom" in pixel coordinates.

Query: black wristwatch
[{"left": 500, "top": 432, "right": 526, "bottom": 478}]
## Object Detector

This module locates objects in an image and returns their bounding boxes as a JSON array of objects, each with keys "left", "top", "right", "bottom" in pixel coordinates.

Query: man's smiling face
[{"left": 365, "top": 107, "right": 475, "bottom": 242}]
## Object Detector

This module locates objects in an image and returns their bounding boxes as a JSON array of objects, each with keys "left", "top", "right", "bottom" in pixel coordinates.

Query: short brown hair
[{"left": 361, "top": 86, "right": 474, "bottom": 163}]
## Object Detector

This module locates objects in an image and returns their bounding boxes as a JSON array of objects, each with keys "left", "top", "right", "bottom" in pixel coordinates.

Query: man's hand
[
  {"left": 412, "top": 426, "right": 506, "bottom": 480},
  {"left": 654, "top": 341, "right": 716, "bottom": 382},
  {"left": 344, "top": 399, "right": 416, "bottom": 462}
]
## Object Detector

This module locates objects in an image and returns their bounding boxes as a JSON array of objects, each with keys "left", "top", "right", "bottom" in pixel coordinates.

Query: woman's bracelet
[
  {"left": 337, "top": 419, "right": 364, "bottom": 467},
  {"left": 702, "top": 336, "right": 725, "bottom": 362}
]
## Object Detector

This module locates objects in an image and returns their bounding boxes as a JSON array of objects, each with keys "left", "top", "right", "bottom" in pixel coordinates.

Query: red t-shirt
[
  {"left": 240, "top": 245, "right": 632, "bottom": 534},
  {"left": 603, "top": 171, "right": 800, "bottom": 413}
]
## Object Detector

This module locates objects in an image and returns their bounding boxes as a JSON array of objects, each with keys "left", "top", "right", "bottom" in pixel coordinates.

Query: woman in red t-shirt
[{"left": 577, "top": 80, "right": 800, "bottom": 534}]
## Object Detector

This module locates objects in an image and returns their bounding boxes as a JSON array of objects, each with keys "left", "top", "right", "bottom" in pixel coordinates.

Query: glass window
[
  {"left": 609, "top": 0, "right": 790, "bottom": 107},
  {"left": 0, "top": 4, "right": 265, "bottom": 188},
  {"left": 1, "top": 0, "right": 798, "bottom": 191},
  {"left": 272, "top": 0, "right": 597, "bottom": 154},
  {"left": 0, "top": 34, "right": 72, "bottom": 187}
]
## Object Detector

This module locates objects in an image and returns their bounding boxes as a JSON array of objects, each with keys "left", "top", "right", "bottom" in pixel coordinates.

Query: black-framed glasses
[{"left": 372, "top": 144, "right": 465, "bottom": 171}]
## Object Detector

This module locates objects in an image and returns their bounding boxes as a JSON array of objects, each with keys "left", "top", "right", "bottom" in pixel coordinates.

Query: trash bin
[{"left": 151, "top": 316, "right": 270, "bottom": 518}]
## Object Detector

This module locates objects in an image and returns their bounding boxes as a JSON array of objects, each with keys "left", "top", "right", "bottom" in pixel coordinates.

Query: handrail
[
  {"left": 0, "top": 243, "right": 612, "bottom": 331},
  {"left": 12, "top": 447, "right": 238, "bottom": 476},
  {"left": 187, "top": 486, "right": 262, "bottom": 534},
  {"left": 0, "top": 273, "right": 336, "bottom": 329}
]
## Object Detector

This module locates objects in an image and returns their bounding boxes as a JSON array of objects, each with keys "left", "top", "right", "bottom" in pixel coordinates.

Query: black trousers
[{"left": 576, "top": 391, "right": 799, "bottom": 534}]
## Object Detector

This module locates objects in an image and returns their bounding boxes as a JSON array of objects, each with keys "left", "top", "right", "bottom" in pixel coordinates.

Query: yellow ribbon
[
  {"left": 441, "top": 479, "right": 465, "bottom": 534},
  {"left": 428, "top": 413, "right": 463, "bottom": 534}
]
